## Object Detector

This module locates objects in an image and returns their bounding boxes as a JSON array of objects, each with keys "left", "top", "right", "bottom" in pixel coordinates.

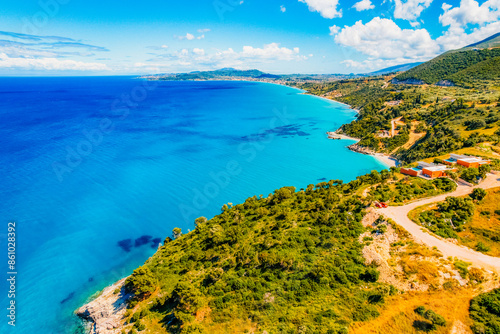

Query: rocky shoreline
[
  {"left": 76, "top": 278, "right": 131, "bottom": 334},
  {"left": 347, "top": 143, "right": 376, "bottom": 155},
  {"left": 348, "top": 143, "right": 398, "bottom": 167}
]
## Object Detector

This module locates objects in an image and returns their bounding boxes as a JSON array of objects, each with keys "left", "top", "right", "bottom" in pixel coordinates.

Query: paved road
[{"left": 375, "top": 173, "right": 500, "bottom": 272}]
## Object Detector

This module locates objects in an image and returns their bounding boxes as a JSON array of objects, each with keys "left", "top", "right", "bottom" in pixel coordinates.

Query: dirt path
[{"left": 375, "top": 173, "right": 500, "bottom": 272}]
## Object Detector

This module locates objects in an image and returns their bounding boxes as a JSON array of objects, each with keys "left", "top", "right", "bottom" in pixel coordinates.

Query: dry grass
[
  {"left": 457, "top": 187, "right": 500, "bottom": 257},
  {"left": 350, "top": 288, "right": 477, "bottom": 334}
]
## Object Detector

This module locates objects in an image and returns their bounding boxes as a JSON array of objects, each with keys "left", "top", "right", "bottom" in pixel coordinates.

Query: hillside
[
  {"left": 394, "top": 32, "right": 500, "bottom": 86},
  {"left": 78, "top": 175, "right": 392, "bottom": 333},
  {"left": 77, "top": 170, "right": 500, "bottom": 334},
  {"left": 394, "top": 48, "right": 500, "bottom": 86},
  {"left": 462, "top": 32, "right": 500, "bottom": 50},
  {"left": 368, "top": 62, "right": 422, "bottom": 76}
]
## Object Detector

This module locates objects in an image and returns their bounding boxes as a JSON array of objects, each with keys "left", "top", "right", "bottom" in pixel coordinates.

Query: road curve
[{"left": 375, "top": 173, "right": 500, "bottom": 272}]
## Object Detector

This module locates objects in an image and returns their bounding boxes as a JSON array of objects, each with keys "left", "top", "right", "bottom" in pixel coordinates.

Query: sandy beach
[{"left": 373, "top": 153, "right": 398, "bottom": 167}]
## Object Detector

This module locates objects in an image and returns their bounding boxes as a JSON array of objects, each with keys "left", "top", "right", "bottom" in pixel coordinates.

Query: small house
[
  {"left": 422, "top": 165, "right": 456, "bottom": 178},
  {"left": 456, "top": 157, "right": 491, "bottom": 168}
]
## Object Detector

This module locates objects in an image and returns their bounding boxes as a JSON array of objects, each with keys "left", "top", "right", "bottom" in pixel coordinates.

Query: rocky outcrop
[
  {"left": 76, "top": 278, "right": 131, "bottom": 334},
  {"left": 347, "top": 143, "right": 377, "bottom": 155},
  {"left": 390, "top": 78, "right": 425, "bottom": 85},
  {"left": 435, "top": 80, "right": 455, "bottom": 87}
]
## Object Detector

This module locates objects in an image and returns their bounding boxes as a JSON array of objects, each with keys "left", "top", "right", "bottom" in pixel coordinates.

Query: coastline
[
  {"left": 249, "top": 79, "right": 396, "bottom": 167},
  {"left": 76, "top": 78, "right": 398, "bottom": 331}
]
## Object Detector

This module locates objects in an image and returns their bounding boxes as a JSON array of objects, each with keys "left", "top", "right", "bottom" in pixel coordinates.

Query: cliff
[{"left": 76, "top": 278, "right": 131, "bottom": 334}]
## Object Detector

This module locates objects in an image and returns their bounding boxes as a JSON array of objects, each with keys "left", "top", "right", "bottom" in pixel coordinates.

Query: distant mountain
[
  {"left": 144, "top": 68, "right": 361, "bottom": 82},
  {"left": 147, "top": 68, "right": 274, "bottom": 80},
  {"left": 394, "top": 32, "right": 500, "bottom": 86},
  {"left": 368, "top": 62, "right": 422, "bottom": 75}
]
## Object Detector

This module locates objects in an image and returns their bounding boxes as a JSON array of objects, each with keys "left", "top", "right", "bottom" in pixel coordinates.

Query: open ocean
[{"left": 0, "top": 77, "right": 388, "bottom": 333}]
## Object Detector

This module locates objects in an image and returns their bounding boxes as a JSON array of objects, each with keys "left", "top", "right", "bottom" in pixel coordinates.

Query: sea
[{"left": 0, "top": 77, "right": 388, "bottom": 333}]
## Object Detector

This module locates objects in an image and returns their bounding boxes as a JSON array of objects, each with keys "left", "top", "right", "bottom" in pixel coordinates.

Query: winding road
[{"left": 375, "top": 173, "right": 500, "bottom": 272}]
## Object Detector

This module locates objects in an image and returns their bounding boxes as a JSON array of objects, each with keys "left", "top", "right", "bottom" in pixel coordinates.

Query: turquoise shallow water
[{"left": 0, "top": 77, "right": 387, "bottom": 333}]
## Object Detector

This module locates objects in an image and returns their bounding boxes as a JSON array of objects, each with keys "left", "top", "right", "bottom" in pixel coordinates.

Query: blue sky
[{"left": 0, "top": 0, "right": 498, "bottom": 75}]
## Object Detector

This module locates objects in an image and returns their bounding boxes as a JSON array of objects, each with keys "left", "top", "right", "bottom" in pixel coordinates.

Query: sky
[{"left": 0, "top": 0, "right": 498, "bottom": 75}]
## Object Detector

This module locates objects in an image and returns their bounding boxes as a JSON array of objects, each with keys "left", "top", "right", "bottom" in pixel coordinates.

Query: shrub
[
  {"left": 454, "top": 260, "right": 471, "bottom": 278},
  {"left": 469, "top": 268, "right": 486, "bottom": 283},
  {"left": 361, "top": 268, "right": 380, "bottom": 282},
  {"left": 134, "top": 320, "right": 146, "bottom": 331},
  {"left": 470, "top": 288, "right": 500, "bottom": 334},
  {"left": 476, "top": 242, "right": 491, "bottom": 253},
  {"left": 414, "top": 306, "right": 446, "bottom": 330},
  {"left": 470, "top": 188, "right": 487, "bottom": 201}
]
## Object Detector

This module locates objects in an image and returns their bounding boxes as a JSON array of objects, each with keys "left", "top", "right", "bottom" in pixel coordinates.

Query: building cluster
[{"left": 400, "top": 154, "right": 490, "bottom": 179}]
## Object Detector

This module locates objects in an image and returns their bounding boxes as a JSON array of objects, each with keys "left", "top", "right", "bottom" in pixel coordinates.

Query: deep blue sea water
[{"left": 0, "top": 77, "right": 387, "bottom": 333}]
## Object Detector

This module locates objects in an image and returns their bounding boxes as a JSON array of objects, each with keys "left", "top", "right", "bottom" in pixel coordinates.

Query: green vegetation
[
  {"left": 395, "top": 48, "right": 500, "bottom": 86},
  {"left": 415, "top": 196, "right": 475, "bottom": 238},
  {"left": 413, "top": 306, "right": 446, "bottom": 331},
  {"left": 369, "top": 176, "right": 456, "bottom": 204},
  {"left": 470, "top": 288, "right": 500, "bottom": 334},
  {"left": 411, "top": 188, "right": 500, "bottom": 256},
  {"left": 294, "top": 35, "right": 500, "bottom": 162},
  {"left": 460, "top": 165, "right": 491, "bottom": 184},
  {"left": 123, "top": 173, "right": 399, "bottom": 333}
]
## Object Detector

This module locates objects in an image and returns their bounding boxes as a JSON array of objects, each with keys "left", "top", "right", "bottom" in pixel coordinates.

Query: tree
[
  {"left": 460, "top": 168, "right": 480, "bottom": 183},
  {"left": 478, "top": 164, "right": 491, "bottom": 178},
  {"left": 172, "top": 227, "right": 182, "bottom": 239},
  {"left": 194, "top": 217, "right": 207, "bottom": 227},
  {"left": 470, "top": 188, "right": 487, "bottom": 201},
  {"left": 124, "top": 266, "right": 158, "bottom": 298}
]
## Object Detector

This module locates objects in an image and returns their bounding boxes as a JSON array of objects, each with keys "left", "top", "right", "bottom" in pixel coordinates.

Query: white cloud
[
  {"left": 352, "top": 0, "right": 375, "bottom": 11},
  {"left": 298, "top": 0, "right": 342, "bottom": 18},
  {"left": 192, "top": 48, "right": 205, "bottom": 55},
  {"left": 435, "top": 0, "right": 500, "bottom": 51},
  {"left": 436, "top": 21, "right": 500, "bottom": 51},
  {"left": 177, "top": 32, "right": 207, "bottom": 40},
  {"left": 142, "top": 43, "right": 307, "bottom": 72},
  {"left": 393, "top": 0, "right": 433, "bottom": 21},
  {"left": 329, "top": 25, "right": 340, "bottom": 35},
  {"left": 341, "top": 57, "right": 418, "bottom": 70},
  {"left": 239, "top": 43, "right": 305, "bottom": 60},
  {"left": 197, "top": 28, "right": 211, "bottom": 33},
  {"left": 332, "top": 9, "right": 500, "bottom": 71},
  {"left": 333, "top": 17, "right": 439, "bottom": 60},
  {"left": 439, "top": 0, "right": 500, "bottom": 27},
  {"left": 281, "top": 5, "right": 287, "bottom": 12},
  {"left": 0, "top": 53, "right": 109, "bottom": 71}
]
